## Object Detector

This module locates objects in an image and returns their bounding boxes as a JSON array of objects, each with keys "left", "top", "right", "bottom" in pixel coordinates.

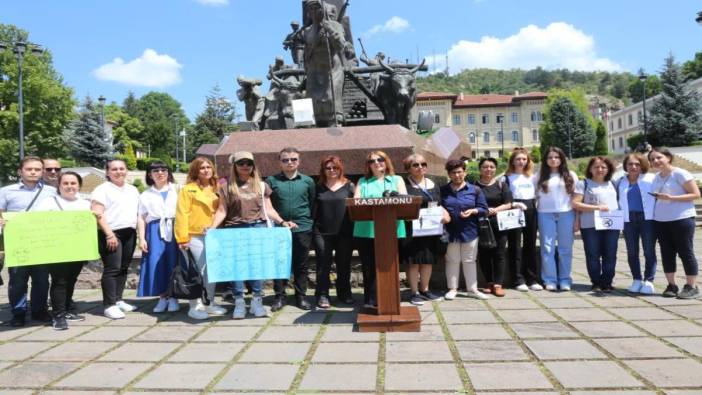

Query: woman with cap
[
  {"left": 211, "top": 151, "right": 290, "bottom": 319},
  {"left": 136, "top": 161, "right": 181, "bottom": 313}
]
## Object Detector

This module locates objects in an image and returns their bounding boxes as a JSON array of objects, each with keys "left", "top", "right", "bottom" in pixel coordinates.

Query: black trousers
[
  {"left": 313, "top": 232, "right": 353, "bottom": 299},
  {"left": 98, "top": 228, "right": 137, "bottom": 307},
  {"left": 357, "top": 237, "right": 376, "bottom": 305},
  {"left": 48, "top": 261, "right": 84, "bottom": 317},
  {"left": 274, "top": 231, "right": 312, "bottom": 297},
  {"left": 478, "top": 222, "right": 508, "bottom": 285},
  {"left": 508, "top": 200, "right": 539, "bottom": 285},
  {"left": 8, "top": 265, "right": 49, "bottom": 317},
  {"left": 656, "top": 217, "right": 698, "bottom": 276}
]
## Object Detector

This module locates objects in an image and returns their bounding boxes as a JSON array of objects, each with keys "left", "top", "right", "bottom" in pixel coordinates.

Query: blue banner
[{"left": 204, "top": 227, "right": 292, "bottom": 282}]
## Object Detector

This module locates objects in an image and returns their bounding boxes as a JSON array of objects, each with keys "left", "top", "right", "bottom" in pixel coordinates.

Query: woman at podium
[{"left": 353, "top": 151, "right": 407, "bottom": 308}]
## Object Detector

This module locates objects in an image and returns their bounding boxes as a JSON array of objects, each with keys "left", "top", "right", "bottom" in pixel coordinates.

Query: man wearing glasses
[
  {"left": 266, "top": 147, "right": 316, "bottom": 311},
  {"left": 41, "top": 158, "right": 62, "bottom": 188}
]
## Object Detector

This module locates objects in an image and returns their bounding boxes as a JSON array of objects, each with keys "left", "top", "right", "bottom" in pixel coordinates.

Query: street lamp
[
  {"left": 98, "top": 95, "right": 111, "bottom": 155},
  {"left": 2, "top": 41, "right": 44, "bottom": 159},
  {"left": 172, "top": 116, "right": 179, "bottom": 166},
  {"left": 179, "top": 130, "right": 187, "bottom": 171},
  {"left": 639, "top": 71, "right": 648, "bottom": 150},
  {"left": 497, "top": 114, "right": 505, "bottom": 159}
]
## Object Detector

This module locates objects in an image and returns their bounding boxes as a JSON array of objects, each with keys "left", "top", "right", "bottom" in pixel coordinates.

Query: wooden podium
[{"left": 346, "top": 195, "right": 422, "bottom": 332}]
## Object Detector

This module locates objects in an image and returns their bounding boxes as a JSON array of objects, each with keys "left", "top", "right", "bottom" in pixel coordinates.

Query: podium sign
[{"left": 347, "top": 195, "right": 422, "bottom": 332}]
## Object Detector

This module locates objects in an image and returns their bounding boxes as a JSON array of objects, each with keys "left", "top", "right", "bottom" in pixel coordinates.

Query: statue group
[{"left": 236, "top": 0, "right": 426, "bottom": 131}]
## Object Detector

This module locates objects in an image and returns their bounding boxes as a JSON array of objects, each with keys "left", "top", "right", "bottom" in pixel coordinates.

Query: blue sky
[{"left": 3, "top": 0, "right": 701, "bottom": 120}]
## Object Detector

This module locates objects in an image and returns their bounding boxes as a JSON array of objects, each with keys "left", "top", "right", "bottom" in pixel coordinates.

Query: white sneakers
[
  {"left": 628, "top": 280, "right": 643, "bottom": 293},
  {"left": 468, "top": 289, "right": 489, "bottom": 300},
  {"left": 444, "top": 289, "right": 458, "bottom": 300},
  {"left": 104, "top": 305, "right": 125, "bottom": 319},
  {"left": 153, "top": 297, "right": 181, "bottom": 313},
  {"left": 250, "top": 296, "right": 267, "bottom": 317},
  {"left": 545, "top": 283, "right": 558, "bottom": 291},
  {"left": 516, "top": 284, "right": 530, "bottom": 292},
  {"left": 188, "top": 299, "right": 209, "bottom": 320},
  {"left": 639, "top": 281, "right": 655, "bottom": 295},
  {"left": 529, "top": 283, "right": 544, "bottom": 291},
  {"left": 116, "top": 300, "right": 138, "bottom": 312},
  {"left": 206, "top": 302, "right": 227, "bottom": 316},
  {"left": 232, "top": 298, "right": 246, "bottom": 319}
]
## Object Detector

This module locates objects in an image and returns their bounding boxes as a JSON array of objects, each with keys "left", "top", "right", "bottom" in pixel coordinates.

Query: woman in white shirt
[
  {"left": 572, "top": 157, "right": 620, "bottom": 293},
  {"left": 91, "top": 159, "right": 140, "bottom": 319},
  {"left": 504, "top": 148, "right": 542, "bottom": 291},
  {"left": 36, "top": 172, "right": 92, "bottom": 330},
  {"left": 535, "top": 147, "right": 578, "bottom": 291},
  {"left": 618, "top": 153, "right": 657, "bottom": 294},
  {"left": 136, "top": 162, "right": 180, "bottom": 313},
  {"left": 648, "top": 147, "right": 700, "bottom": 299}
]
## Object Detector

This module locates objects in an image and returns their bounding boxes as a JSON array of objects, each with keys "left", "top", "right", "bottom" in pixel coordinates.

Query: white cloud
[
  {"left": 427, "top": 22, "right": 622, "bottom": 74},
  {"left": 365, "top": 16, "right": 410, "bottom": 37},
  {"left": 93, "top": 49, "right": 183, "bottom": 88},
  {"left": 195, "top": 0, "right": 228, "bottom": 6}
]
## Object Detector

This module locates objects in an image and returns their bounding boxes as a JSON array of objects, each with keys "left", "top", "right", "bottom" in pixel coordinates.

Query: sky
[{"left": 3, "top": 0, "right": 702, "bottom": 120}]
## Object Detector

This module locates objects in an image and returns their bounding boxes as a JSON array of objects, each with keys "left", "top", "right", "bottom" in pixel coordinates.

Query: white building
[{"left": 607, "top": 76, "right": 702, "bottom": 153}]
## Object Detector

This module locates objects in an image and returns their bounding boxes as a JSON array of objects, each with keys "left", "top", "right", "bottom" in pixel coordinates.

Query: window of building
[
  {"left": 468, "top": 114, "right": 476, "bottom": 124},
  {"left": 471, "top": 151, "right": 476, "bottom": 159},
  {"left": 637, "top": 111, "right": 642, "bottom": 124},
  {"left": 483, "top": 132, "right": 490, "bottom": 143},
  {"left": 498, "top": 150, "right": 504, "bottom": 158},
  {"left": 628, "top": 114, "right": 633, "bottom": 126},
  {"left": 468, "top": 133, "right": 476, "bottom": 144},
  {"left": 619, "top": 137, "right": 623, "bottom": 148},
  {"left": 497, "top": 131, "right": 504, "bottom": 142},
  {"left": 532, "top": 129, "right": 539, "bottom": 142},
  {"left": 511, "top": 112, "right": 518, "bottom": 123},
  {"left": 496, "top": 113, "right": 504, "bottom": 124},
  {"left": 453, "top": 114, "right": 461, "bottom": 125},
  {"left": 482, "top": 114, "right": 489, "bottom": 124},
  {"left": 611, "top": 139, "right": 615, "bottom": 150},
  {"left": 531, "top": 111, "right": 536, "bottom": 122},
  {"left": 512, "top": 130, "right": 519, "bottom": 142},
  {"left": 484, "top": 150, "right": 491, "bottom": 158},
  {"left": 617, "top": 118, "right": 622, "bottom": 129},
  {"left": 537, "top": 111, "right": 543, "bottom": 121}
]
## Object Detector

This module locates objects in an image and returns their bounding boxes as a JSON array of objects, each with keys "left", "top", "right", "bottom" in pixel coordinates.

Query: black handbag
[
  {"left": 478, "top": 217, "right": 497, "bottom": 249},
  {"left": 167, "top": 250, "right": 205, "bottom": 301}
]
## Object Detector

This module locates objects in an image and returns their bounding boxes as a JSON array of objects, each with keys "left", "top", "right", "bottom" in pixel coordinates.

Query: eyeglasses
[
  {"left": 367, "top": 157, "right": 386, "bottom": 165},
  {"left": 236, "top": 160, "right": 254, "bottom": 167},
  {"left": 324, "top": 166, "right": 339, "bottom": 171},
  {"left": 151, "top": 167, "right": 168, "bottom": 173},
  {"left": 411, "top": 162, "right": 428, "bottom": 169},
  {"left": 280, "top": 157, "right": 299, "bottom": 164},
  {"left": 45, "top": 168, "right": 61, "bottom": 173},
  {"left": 627, "top": 162, "right": 641, "bottom": 167}
]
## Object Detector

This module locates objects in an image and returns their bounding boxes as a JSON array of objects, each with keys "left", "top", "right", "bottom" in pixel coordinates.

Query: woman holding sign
[
  {"left": 136, "top": 162, "right": 180, "bottom": 313},
  {"left": 572, "top": 156, "right": 620, "bottom": 293},
  {"left": 36, "top": 172, "right": 91, "bottom": 330},
  {"left": 92, "top": 159, "right": 140, "bottom": 320},
  {"left": 648, "top": 148, "right": 700, "bottom": 299},
  {"left": 211, "top": 151, "right": 289, "bottom": 319},
  {"left": 354, "top": 151, "right": 407, "bottom": 308},
  {"left": 474, "top": 157, "right": 514, "bottom": 297},
  {"left": 401, "top": 154, "right": 449, "bottom": 305}
]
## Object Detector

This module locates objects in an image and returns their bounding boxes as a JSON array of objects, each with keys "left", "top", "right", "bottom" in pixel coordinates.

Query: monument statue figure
[
  {"left": 236, "top": 76, "right": 265, "bottom": 129},
  {"left": 283, "top": 21, "right": 305, "bottom": 68}
]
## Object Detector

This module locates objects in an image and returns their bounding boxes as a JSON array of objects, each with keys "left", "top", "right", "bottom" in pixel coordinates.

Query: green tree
[
  {"left": 104, "top": 103, "right": 144, "bottom": 152},
  {"left": 539, "top": 93, "right": 596, "bottom": 158},
  {"left": 189, "top": 85, "right": 237, "bottom": 158},
  {"left": 66, "top": 96, "right": 111, "bottom": 167},
  {"left": 530, "top": 146, "right": 541, "bottom": 163},
  {"left": 627, "top": 71, "right": 662, "bottom": 103},
  {"left": 647, "top": 54, "right": 702, "bottom": 147},
  {"left": 0, "top": 23, "right": 75, "bottom": 181},
  {"left": 594, "top": 120, "right": 608, "bottom": 155},
  {"left": 123, "top": 142, "right": 137, "bottom": 169},
  {"left": 122, "top": 91, "right": 139, "bottom": 117},
  {"left": 132, "top": 92, "right": 189, "bottom": 158},
  {"left": 682, "top": 51, "right": 702, "bottom": 81}
]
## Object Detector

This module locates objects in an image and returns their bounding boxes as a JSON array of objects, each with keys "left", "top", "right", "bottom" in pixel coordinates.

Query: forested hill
[{"left": 416, "top": 67, "right": 653, "bottom": 108}]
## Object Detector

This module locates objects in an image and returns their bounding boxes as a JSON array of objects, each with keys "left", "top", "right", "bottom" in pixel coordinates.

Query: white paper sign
[
  {"left": 496, "top": 209, "right": 526, "bottom": 231},
  {"left": 594, "top": 210, "right": 624, "bottom": 231},
  {"left": 412, "top": 206, "right": 444, "bottom": 237},
  {"left": 292, "top": 98, "right": 315, "bottom": 126}
]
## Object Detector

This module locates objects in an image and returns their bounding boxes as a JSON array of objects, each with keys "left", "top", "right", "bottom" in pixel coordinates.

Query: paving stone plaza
[{"left": 0, "top": 234, "right": 701, "bottom": 394}]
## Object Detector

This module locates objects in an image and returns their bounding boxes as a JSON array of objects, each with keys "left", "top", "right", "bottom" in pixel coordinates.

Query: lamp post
[
  {"left": 497, "top": 114, "right": 505, "bottom": 159},
  {"left": 566, "top": 104, "right": 573, "bottom": 159},
  {"left": 180, "top": 130, "right": 187, "bottom": 172},
  {"left": 171, "top": 115, "right": 179, "bottom": 165},
  {"left": 98, "top": 95, "right": 111, "bottom": 155},
  {"left": 639, "top": 71, "right": 648, "bottom": 150},
  {"left": 1, "top": 41, "right": 44, "bottom": 159}
]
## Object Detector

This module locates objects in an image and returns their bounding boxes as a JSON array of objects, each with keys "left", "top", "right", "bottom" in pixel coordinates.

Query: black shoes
[
  {"left": 65, "top": 312, "right": 86, "bottom": 322},
  {"left": 591, "top": 284, "right": 602, "bottom": 293},
  {"left": 316, "top": 296, "right": 331, "bottom": 309},
  {"left": 296, "top": 296, "right": 312, "bottom": 311},
  {"left": 662, "top": 284, "right": 679, "bottom": 298},
  {"left": 10, "top": 315, "right": 25, "bottom": 327},
  {"left": 31, "top": 311, "right": 52, "bottom": 323},
  {"left": 52, "top": 316, "right": 68, "bottom": 331},
  {"left": 271, "top": 295, "right": 287, "bottom": 312},
  {"left": 678, "top": 284, "right": 700, "bottom": 299}
]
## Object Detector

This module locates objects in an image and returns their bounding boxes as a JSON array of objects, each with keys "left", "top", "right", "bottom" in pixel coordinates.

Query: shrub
[
  {"left": 59, "top": 158, "right": 76, "bottom": 168},
  {"left": 132, "top": 178, "right": 146, "bottom": 193}
]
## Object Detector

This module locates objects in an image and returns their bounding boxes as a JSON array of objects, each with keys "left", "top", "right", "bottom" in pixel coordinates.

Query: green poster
[{"left": 3, "top": 211, "right": 99, "bottom": 267}]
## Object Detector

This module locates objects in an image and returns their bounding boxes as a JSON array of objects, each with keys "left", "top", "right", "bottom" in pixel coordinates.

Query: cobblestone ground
[{"left": 0, "top": 234, "right": 701, "bottom": 394}]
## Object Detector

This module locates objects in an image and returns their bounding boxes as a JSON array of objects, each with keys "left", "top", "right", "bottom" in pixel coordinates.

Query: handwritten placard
[
  {"left": 205, "top": 227, "right": 292, "bottom": 282},
  {"left": 496, "top": 209, "right": 526, "bottom": 231},
  {"left": 4, "top": 211, "right": 99, "bottom": 267},
  {"left": 594, "top": 210, "right": 624, "bottom": 231}
]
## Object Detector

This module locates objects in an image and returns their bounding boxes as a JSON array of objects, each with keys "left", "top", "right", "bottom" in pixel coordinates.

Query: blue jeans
[
  {"left": 8, "top": 265, "right": 50, "bottom": 317},
  {"left": 538, "top": 211, "right": 575, "bottom": 287},
  {"left": 581, "top": 228, "right": 619, "bottom": 287},
  {"left": 623, "top": 212, "right": 657, "bottom": 281},
  {"left": 226, "top": 222, "right": 266, "bottom": 297}
]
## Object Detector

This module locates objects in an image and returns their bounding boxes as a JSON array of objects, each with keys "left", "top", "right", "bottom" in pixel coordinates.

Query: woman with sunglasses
[
  {"left": 648, "top": 147, "right": 700, "bottom": 299},
  {"left": 92, "top": 159, "right": 140, "bottom": 319},
  {"left": 36, "top": 172, "right": 92, "bottom": 330},
  {"left": 312, "top": 155, "right": 355, "bottom": 308},
  {"left": 211, "top": 151, "right": 289, "bottom": 319},
  {"left": 354, "top": 151, "right": 407, "bottom": 307},
  {"left": 401, "top": 154, "right": 449, "bottom": 305},
  {"left": 136, "top": 162, "right": 180, "bottom": 313}
]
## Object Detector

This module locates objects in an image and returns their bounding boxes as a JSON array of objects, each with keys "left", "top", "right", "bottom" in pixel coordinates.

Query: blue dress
[{"left": 137, "top": 191, "right": 178, "bottom": 297}]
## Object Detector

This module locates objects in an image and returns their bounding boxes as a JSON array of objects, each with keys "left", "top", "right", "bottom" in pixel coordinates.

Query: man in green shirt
[{"left": 266, "top": 147, "right": 316, "bottom": 311}]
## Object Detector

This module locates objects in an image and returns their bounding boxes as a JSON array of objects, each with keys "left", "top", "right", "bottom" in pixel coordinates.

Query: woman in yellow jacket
[{"left": 175, "top": 157, "right": 227, "bottom": 320}]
